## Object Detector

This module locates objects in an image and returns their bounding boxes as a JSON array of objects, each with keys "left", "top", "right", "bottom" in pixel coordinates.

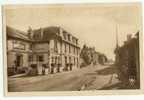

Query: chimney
[
  {"left": 59, "top": 27, "right": 63, "bottom": 37},
  {"left": 27, "top": 26, "right": 33, "bottom": 39}
]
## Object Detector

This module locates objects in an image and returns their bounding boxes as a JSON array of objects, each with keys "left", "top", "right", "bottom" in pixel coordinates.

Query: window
[
  {"left": 58, "top": 56, "right": 61, "bottom": 64},
  {"left": 69, "top": 45, "right": 71, "bottom": 53},
  {"left": 72, "top": 37, "right": 74, "bottom": 43},
  {"left": 55, "top": 57, "right": 57, "bottom": 64},
  {"left": 74, "top": 57, "right": 75, "bottom": 65},
  {"left": 37, "top": 55, "right": 44, "bottom": 62},
  {"left": 68, "top": 34, "right": 70, "bottom": 41},
  {"left": 63, "top": 32, "right": 67, "bottom": 40},
  {"left": 77, "top": 58, "right": 78, "bottom": 65},
  {"left": 29, "top": 44, "right": 33, "bottom": 50},
  {"left": 65, "top": 56, "right": 67, "bottom": 64},
  {"left": 72, "top": 46, "right": 74, "bottom": 54},
  {"left": 69, "top": 57, "right": 71, "bottom": 63},
  {"left": 76, "top": 40, "right": 78, "bottom": 45},
  {"left": 77, "top": 49, "right": 79, "bottom": 55},
  {"left": 65, "top": 43, "right": 67, "bottom": 53},
  {"left": 51, "top": 57, "right": 54, "bottom": 63},
  {"left": 60, "top": 42, "right": 62, "bottom": 53},
  {"left": 28, "top": 55, "right": 33, "bottom": 62},
  {"left": 54, "top": 40, "right": 58, "bottom": 53},
  {"left": 74, "top": 48, "right": 75, "bottom": 54}
]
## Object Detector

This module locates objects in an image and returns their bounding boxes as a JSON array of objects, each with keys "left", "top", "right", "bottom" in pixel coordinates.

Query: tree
[
  {"left": 80, "top": 44, "right": 91, "bottom": 66},
  {"left": 80, "top": 45, "right": 108, "bottom": 67}
]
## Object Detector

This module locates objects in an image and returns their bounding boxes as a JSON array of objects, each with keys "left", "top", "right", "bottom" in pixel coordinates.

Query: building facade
[{"left": 7, "top": 26, "right": 80, "bottom": 76}]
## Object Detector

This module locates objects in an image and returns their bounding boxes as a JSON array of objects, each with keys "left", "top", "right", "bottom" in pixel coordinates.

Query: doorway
[{"left": 16, "top": 55, "right": 23, "bottom": 67}]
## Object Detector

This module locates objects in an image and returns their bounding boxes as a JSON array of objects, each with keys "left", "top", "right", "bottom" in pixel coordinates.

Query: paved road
[{"left": 8, "top": 64, "right": 120, "bottom": 92}]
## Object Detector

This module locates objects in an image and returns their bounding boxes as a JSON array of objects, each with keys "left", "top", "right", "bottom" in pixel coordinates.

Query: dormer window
[
  {"left": 68, "top": 34, "right": 70, "bottom": 41},
  {"left": 27, "top": 26, "right": 33, "bottom": 39},
  {"left": 76, "top": 39, "right": 78, "bottom": 45},
  {"left": 72, "top": 37, "right": 75, "bottom": 44}
]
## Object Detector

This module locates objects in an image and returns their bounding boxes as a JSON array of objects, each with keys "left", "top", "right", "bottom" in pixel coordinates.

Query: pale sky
[{"left": 4, "top": 3, "right": 141, "bottom": 60}]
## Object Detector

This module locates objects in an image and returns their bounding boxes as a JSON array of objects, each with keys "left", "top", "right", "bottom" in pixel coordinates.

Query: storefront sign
[{"left": 13, "top": 41, "right": 25, "bottom": 50}]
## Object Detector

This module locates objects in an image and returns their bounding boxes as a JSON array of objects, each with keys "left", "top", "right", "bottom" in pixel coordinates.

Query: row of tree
[{"left": 80, "top": 44, "right": 107, "bottom": 67}]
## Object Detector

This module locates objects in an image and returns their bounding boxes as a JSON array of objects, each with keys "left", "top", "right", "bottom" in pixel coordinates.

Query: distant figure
[
  {"left": 57, "top": 64, "right": 61, "bottom": 72},
  {"left": 13, "top": 60, "right": 17, "bottom": 73},
  {"left": 45, "top": 63, "right": 49, "bottom": 75},
  {"left": 42, "top": 64, "right": 46, "bottom": 75},
  {"left": 80, "top": 84, "right": 87, "bottom": 91}
]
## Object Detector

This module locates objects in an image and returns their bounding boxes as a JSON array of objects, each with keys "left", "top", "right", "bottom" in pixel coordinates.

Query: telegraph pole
[{"left": 114, "top": 19, "right": 119, "bottom": 65}]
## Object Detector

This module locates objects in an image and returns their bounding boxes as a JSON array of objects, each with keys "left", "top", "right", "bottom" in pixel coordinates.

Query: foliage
[
  {"left": 80, "top": 44, "right": 108, "bottom": 67},
  {"left": 115, "top": 32, "right": 139, "bottom": 88}
]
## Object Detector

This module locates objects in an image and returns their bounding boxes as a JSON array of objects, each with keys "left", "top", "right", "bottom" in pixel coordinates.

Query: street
[{"left": 8, "top": 64, "right": 120, "bottom": 92}]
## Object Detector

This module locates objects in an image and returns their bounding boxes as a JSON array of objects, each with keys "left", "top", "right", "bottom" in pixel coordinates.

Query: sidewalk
[{"left": 9, "top": 73, "right": 27, "bottom": 78}]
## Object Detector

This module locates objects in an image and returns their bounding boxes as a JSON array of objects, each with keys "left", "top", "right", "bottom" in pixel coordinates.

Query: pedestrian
[
  {"left": 45, "top": 63, "right": 49, "bottom": 75},
  {"left": 13, "top": 60, "right": 17, "bottom": 74},
  {"left": 57, "top": 63, "right": 61, "bottom": 72},
  {"left": 42, "top": 64, "right": 45, "bottom": 75}
]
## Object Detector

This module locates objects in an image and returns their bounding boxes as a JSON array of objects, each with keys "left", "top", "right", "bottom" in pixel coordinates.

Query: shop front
[{"left": 28, "top": 53, "right": 50, "bottom": 75}]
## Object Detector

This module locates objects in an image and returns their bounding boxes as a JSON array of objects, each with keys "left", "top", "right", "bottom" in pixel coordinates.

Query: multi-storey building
[{"left": 7, "top": 26, "right": 80, "bottom": 75}]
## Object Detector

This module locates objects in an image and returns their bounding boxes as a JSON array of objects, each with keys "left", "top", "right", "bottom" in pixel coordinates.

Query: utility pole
[{"left": 114, "top": 19, "right": 119, "bottom": 65}]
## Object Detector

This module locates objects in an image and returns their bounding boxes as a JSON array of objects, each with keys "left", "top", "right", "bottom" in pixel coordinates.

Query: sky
[{"left": 4, "top": 3, "right": 141, "bottom": 60}]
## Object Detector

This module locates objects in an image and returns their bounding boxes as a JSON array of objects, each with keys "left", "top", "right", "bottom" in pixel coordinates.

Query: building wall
[
  {"left": 7, "top": 40, "right": 13, "bottom": 50},
  {"left": 7, "top": 27, "right": 80, "bottom": 75},
  {"left": 7, "top": 39, "right": 30, "bottom": 68},
  {"left": 7, "top": 51, "right": 16, "bottom": 68},
  {"left": 23, "top": 53, "right": 29, "bottom": 67},
  {"left": 34, "top": 43, "right": 49, "bottom": 52},
  {"left": 31, "top": 43, "right": 49, "bottom": 64},
  {"left": 7, "top": 39, "right": 30, "bottom": 51},
  {"left": 7, "top": 51, "right": 29, "bottom": 69},
  {"left": 47, "top": 34, "right": 80, "bottom": 71}
]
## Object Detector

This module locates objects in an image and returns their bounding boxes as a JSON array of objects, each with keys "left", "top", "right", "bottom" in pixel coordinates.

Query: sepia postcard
[{"left": 2, "top": 3, "right": 144, "bottom": 96}]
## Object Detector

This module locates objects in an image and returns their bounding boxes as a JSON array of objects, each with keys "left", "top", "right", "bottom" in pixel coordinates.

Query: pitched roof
[
  {"left": 32, "top": 26, "right": 61, "bottom": 41},
  {"left": 6, "top": 26, "right": 30, "bottom": 41}
]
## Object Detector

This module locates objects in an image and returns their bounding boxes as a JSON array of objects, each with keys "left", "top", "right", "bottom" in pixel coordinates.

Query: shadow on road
[
  {"left": 84, "top": 72, "right": 98, "bottom": 76},
  {"left": 95, "top": 64, "right": 117, "bottom": 75},
  {"left": 98, "top": 82, "right": 122, "bottom": 90}
]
